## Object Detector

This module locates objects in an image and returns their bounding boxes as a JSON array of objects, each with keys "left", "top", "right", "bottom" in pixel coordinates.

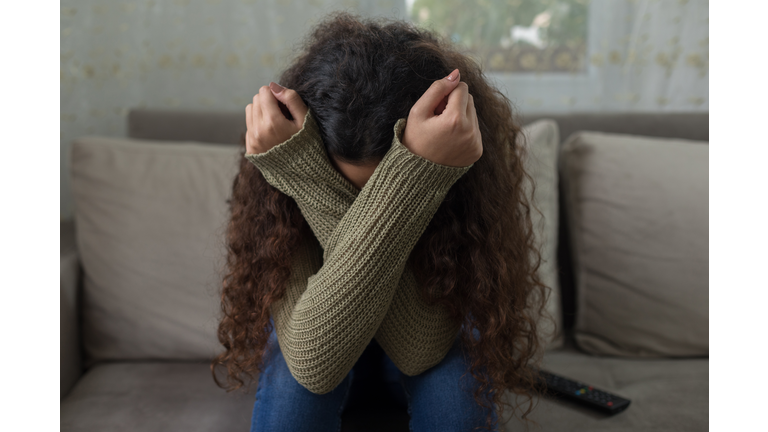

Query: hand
[
  {"left": 401, "top": 69, "right": 482, "bottom": 168},
  {"left": 245, "top": 82, "right": 309, "bottom": 154}
]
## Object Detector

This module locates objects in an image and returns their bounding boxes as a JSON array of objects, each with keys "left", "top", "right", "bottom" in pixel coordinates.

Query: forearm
[
  {"left": 244, "top": 108, "right": 358, "bottom": 253},
  {"left": 374, "top": 266, "right": 461, "bottom": 376}
]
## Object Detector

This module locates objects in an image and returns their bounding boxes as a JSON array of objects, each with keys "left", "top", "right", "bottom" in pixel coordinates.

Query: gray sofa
[{"left": 61, "top": 109, "right": 709, "bottom": 431}]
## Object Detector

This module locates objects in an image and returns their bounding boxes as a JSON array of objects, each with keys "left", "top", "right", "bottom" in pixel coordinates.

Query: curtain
[
  {"left": 60, "top": 0, "right": 708, "bottom": 218},
  {"left": 60, "top": 0, "right": 406, "bottom": 218},
  {"left": 406, "top": 0, "right": 708, "bottom": 113},
  {"left": 497, "top": 0, "right": 709, "bottom": 113}
]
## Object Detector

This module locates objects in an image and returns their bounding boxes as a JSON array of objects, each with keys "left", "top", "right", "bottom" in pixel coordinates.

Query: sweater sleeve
[
  {"left": 245, "top": 109, "right": 471, "bottom": 393},
  {"left": 246, "top": 108, "right": 463, "bottom": 376},
  {"left": 244, "top": 108, "right": 361, "bottom": 253}
]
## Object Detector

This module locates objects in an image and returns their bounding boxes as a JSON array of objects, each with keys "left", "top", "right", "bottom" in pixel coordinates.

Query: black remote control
[{"left": 535, "top": 369, "right": 631, "bottom": 415}]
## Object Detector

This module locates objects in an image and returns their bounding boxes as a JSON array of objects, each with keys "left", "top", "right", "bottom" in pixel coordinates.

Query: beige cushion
[
  {"left": 70, "top": 137, "right": 241, "bottom": 363},
  {"left": 59, "top": 352, "right": 709, "bottom": 432},
  {"left": 505, "top": 345, "right": 709, "bottom": 430},
  {"left": 560, "top": 132, "right": 708, "bottom": 357},
  {"left": 60, "top": 363, "right": 254, "bottom": 431},
  {"left": 61, "top": 250, "right": 82, "bottom": 398},
  {"left": 519, "top": 120, "right": 563, "bottom": 351}
]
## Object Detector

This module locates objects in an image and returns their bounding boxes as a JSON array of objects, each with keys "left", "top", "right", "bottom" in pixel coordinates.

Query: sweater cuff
[
  {"left": 383, "top": 117, "right": 474, "bottom": 193},
  {"left": 243, "top": 108, "right": 322, "bottom": 173}
]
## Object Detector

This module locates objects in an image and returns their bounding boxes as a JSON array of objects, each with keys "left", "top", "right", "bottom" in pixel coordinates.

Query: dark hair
[{"left": 212, "top": 11, "right": 554, "bottom": 431}]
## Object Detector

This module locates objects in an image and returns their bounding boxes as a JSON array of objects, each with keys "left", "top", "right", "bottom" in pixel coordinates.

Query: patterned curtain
[
  {"left": 406, "top": 0, "right": 708, "bottom": 113},
  {"left": 60, "top": 0, "right": 405, "bottom": 218},
  {"left": 60, "top": 0, "right": 708, "bottom": 218}
]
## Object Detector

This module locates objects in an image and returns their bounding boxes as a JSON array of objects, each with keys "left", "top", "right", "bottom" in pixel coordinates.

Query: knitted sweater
[{"left": 245, "top": 108, "right": 472, "bottom": 394}]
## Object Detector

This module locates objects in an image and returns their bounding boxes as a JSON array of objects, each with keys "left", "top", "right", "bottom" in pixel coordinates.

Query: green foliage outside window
[{"left": 408, "top": 0, "right": 590, "bottom": 73}]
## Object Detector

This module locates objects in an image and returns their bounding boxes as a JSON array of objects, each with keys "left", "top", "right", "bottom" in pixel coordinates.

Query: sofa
[{"left": 60, "top": 108, "right": 709, "bottom": 432}]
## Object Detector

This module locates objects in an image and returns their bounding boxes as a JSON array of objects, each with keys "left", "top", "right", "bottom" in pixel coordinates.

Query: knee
[
  {"left": 403, "top": 335, "right": 498, "bottom": 430},
  {"left": 253, "top": 338, "right": 354, "bottom": 431},
  {"left": 258, "top": 339, "right": 308, "bottom": 400},
  {"left": 407, "top": 334, "right": 478, "bottom": 396}
]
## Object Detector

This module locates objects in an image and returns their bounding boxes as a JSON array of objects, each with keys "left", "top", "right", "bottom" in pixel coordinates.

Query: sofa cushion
[
  {"left": 519, "top": 120, "right": 563, "bottom": 351},
  {"left": 128, "top": 109, "right": 246, "bottom": 145},
  {"left": 60, "top": 361, "right": 414, "bottom": 432},
  {"left": 61, "top": 249, "right": 82, "bottom": 398},
  {"left": 59, "top": 351, "right": 708, "bottom": 432},
  {"left": 508, "top": 345, "right": 709, "bottom": 431},
  {"left": 70, "top": 137, "right": 241, "bottom": 363},
  {"left": 560, "top": 132, "right": 708, "bottom": 357},
  {"left": 60, "top": 363, "right": 254, "bottom": 432}
]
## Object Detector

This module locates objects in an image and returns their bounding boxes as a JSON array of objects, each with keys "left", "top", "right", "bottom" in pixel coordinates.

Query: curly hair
[{"left": 212, "top": 11, "right": 555, "bottom": 431}]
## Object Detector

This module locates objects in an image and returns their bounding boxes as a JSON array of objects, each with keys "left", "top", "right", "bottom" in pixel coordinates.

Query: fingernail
[
  {"left": 446, "top": 69, "right": 459, "bottom": 81},
  {"left": 269, "top": 82, "right": 285, "bottom": 93}
]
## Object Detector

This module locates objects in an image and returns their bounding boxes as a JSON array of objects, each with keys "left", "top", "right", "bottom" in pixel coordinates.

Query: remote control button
[
  {"left": 588, "top": 386, "right": 593, "bottom": 390},
  {"left": 607, "top": 402, "right": 613, "bottom": 406}
]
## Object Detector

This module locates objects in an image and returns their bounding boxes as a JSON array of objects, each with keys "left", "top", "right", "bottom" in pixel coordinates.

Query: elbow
[
  {"left": 283, "top": 359, "right": 349, "bottom": 395},
  {"left": 272, "top": 322, "right": 351, "bottom": 394},
  {"left": 295, "top": 374, "right": 346, "bottom": 395},
  {"left": 398, "top": 359, "right": 441, "bottom": 377},
  {"left": 392, "top": 351, "right": 446, "bottom": 377},
  {"left": 391, "top": 340, "right": 455, "bottom": 377},
  {"left": 302, "top": 381, "right": 337, "bottom": 395}
]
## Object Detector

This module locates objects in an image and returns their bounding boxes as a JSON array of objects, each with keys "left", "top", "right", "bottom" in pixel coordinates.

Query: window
[
  {"left": 406, "top": 0, "right": 590, "bottom": 73},
  {"left": 404, "top": 0, "right": 708, "bottom": 113}
]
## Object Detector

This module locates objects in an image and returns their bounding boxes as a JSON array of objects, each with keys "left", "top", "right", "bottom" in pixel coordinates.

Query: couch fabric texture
[
  {"left": 519, "top": 119, "right": 563, "bottom": 351},
  {"left": 70, "top": 137, "right": 241, "bottom": 365},
  {"left": 561, "top": 132, "right": 709, "bottom": 358},
  {"left": 61, "top": 341, "right": 709, "bottom": 432}
]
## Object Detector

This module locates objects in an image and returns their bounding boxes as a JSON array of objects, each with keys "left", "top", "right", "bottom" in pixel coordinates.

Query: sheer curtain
[
  {"left": 405, "top": 0, "right": 708, "bottom": 113},
  {"left": 60, "top": 0, "right": 707, "bottom": 218},
  {"left": 494, "top": 0, "right": 709, "bottom": 113},
  {"left": 60, "top": 0, "right": 406, "bottom": 218}
]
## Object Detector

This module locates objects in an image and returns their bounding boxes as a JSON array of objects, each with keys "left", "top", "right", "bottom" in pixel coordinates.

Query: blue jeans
[{"left": 250, "top": 318, "right": 498, "bottom": 432}]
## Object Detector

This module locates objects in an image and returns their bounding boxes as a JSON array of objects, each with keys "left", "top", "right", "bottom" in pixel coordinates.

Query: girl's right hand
[
  {"left": 245, "top": 82, "right": 308, "bottom": 155},
  {"left": 401, "top": 69, "right": 483, "bottom": 168}
]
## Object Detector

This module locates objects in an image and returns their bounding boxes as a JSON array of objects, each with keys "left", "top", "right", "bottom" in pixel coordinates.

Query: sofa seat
[
  {"left": 60, "top": 340, "right": 707, "bottom": 432},
  {"left": 60, "top": 362, "right": 255, "bottom": 432},
  {"left": 521, "top": 342, "right": 708, "bottom": 431}
]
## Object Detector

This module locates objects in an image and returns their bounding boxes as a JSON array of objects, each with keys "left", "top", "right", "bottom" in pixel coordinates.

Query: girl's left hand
[{"left": 245, "top": 82, "right": 308, "bottom": 154}]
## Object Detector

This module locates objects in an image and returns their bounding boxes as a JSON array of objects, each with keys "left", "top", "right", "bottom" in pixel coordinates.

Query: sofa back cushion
[
  {"left": 561, "top": 132, "right": 708, "bottom": 357},
  {"left": 70, "top": 137, "right": 241, "bottom": 364},
  {"left": 519, "top": 120, "right": 563, "bottom": 351}
]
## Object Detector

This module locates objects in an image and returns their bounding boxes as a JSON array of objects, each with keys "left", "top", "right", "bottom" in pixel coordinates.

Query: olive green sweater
[{"left": 245, "top": 108, "right": 472, "bottom": 394}]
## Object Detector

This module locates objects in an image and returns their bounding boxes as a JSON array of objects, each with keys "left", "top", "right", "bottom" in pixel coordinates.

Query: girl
[{"left": 212, "top": 12, "right": 552, "bottom": 432}]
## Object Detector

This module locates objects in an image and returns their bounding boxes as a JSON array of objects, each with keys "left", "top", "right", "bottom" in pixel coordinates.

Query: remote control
[{"left": 535, "top": 369, "right": 631, "bottom": 415}]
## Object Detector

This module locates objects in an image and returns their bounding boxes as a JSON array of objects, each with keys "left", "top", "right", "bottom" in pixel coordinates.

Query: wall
[
  {"left": 61, "top": 0, "right": 708, "bottom": 219},
  {"left": 60, "top": 0, "right": 405, "bottom": 219}
]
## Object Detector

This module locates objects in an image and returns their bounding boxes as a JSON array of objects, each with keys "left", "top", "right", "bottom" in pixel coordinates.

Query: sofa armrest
[{"left": 61, "top": 248, "right": 82, "bottom": 399}]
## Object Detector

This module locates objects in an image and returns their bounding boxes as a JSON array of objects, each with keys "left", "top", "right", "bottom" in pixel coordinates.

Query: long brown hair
[{"left": 212, "top": 11, "right": 554, "bottom": 431}]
